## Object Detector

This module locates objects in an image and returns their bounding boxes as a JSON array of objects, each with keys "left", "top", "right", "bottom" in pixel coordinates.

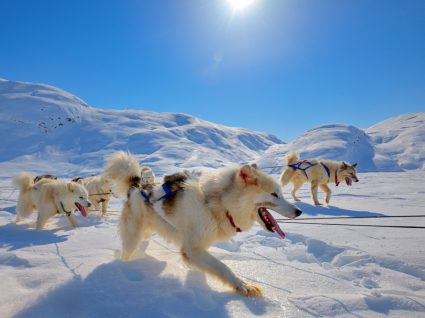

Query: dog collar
[
  {"left": 226, "top": 211, "right": 242, "bottom": 233},
  {"left": 59, "top": 201, "right": 72, "bottom": 217},
  {"left": 334, "top": 169, "right": 340, "bottom": 187}
]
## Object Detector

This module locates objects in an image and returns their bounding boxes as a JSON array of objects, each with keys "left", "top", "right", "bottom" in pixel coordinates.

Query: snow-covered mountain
[
  {"left": 257, "top": 124, "right": 377, "bottom": 173},
  {"left": 257, "top": 114, "right": 425, "bottom": 173},
  {"left": 366, "top": 112, "right": 425, "bottom": 171},
  {"left": 0, "top": 77, "right": 424, "bottom": 175},
  {"left": 0, "top": 78, "right": 282, "bottom": 176}
]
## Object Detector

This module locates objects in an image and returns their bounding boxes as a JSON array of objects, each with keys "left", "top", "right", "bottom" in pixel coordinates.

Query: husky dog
[
  {"left": 72, "top": 175, "right": 112, "bottom": 216},
  {"left": 104, "top": 151, "right": 302, "bottom": 297},
  {"left": 140, "top": 167, "right": 156, "bottom": 185},
  {"left": 280, "top": 152, "right": 359, "bottom": 205},
  {"left": 14, "top": 173, "right": 91, "bottom": 230}
]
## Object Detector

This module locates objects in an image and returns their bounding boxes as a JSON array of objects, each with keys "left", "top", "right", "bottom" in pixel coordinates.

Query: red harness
[{"left": 226, "top": 211, "right": 242, "bottom": 232}]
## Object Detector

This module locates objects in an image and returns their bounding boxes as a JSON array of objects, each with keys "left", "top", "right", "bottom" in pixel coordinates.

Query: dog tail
[
  {"left": 13, "top": 173, "right": 34, "bottom": 193},
  {"left": 280, "top": 152, "right": 299, "bottom": 187},
  {"left": 286, "top": 152, "right": 299, "bottom": 165},
  {"left": 104, "top": 151, "right": 141, "bottom": 197},
  {"left": 14, "top": 173, "right": 35, "bottom": 220}
]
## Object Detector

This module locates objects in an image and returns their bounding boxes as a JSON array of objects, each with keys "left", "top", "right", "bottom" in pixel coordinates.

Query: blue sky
[{"left": 1, "top": 0, "right": 424, "bottom": 141}]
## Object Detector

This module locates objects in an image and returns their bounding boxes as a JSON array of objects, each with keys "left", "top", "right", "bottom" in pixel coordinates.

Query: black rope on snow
[
  {"left": 277, "top": 220, "right": 425, "bottom": 229},
  {"left": 276, "top": 214, "right": 425, "bottom": 221}
]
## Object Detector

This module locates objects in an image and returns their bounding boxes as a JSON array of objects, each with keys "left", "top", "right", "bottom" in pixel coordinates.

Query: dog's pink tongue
[
  {"left": 345, "top": 177, "right": 352, "bottom": 186},
  {"left": 264, "top": 209, "right": 286, "bottom": 239},
  {"left": 79, "top": 205, "right": 88, "bottom": 217}
]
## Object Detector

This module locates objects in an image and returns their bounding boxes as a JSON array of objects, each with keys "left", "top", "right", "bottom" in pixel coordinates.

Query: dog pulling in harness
[{"left": 288, "top": 160, "right": 333, "bottom": 183}]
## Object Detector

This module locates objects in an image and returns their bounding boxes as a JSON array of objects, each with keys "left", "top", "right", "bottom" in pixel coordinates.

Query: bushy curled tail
[
  {"left": 286, "top": 152, "right": 299, "bottom": 165},
  {"left": 14, "top": 173, "right": 35, "bottom": 220},
  {"left": 13, "top": 173, "right": 34, "bottom": 192},
  {"left": 280, "top": 152, "right": 299, "bottom": 187},
  {"left": 104, "top": 151, "right": 141, "bottom": 197}
]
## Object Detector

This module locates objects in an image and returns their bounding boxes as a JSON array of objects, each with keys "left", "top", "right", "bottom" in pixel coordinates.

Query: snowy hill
[
  {"left": 257, "top": 115, "right": 425, "bottom": 173},
  {"left": 0, "top": 78, "right": 282, "bottom": 176},
  {"left": 1, "top": 78, "right": 424, "bottom": 175},
  {"left": 366, "top": 112, "right": 425, "bottom": 171},
  {"left": 257, "top": 124, "right": 377, "bottom": 173}
]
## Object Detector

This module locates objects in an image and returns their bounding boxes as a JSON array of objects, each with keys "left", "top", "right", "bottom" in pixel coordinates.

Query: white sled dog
[
  {"left": 14, "top": 173, "right": 91, "bottom": 230},
  {"left": 280, "top": 152, "right": 359, "bottom": 205},
  {"left": 72, "top": 175, "right": 112, "bottom": 216},
  {"left": 104, "top": 151, "right": 302, "bottom": 297}
]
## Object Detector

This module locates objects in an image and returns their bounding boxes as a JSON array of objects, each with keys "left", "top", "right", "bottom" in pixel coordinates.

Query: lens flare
[{"left": 228, "top": 0, "right": 256, "bottom": 11}]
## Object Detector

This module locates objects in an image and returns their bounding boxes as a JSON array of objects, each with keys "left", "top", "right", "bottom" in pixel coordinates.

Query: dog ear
[
  {"left": 239, "top": 165, "right": 257, "bottom": 185},
  {"left": 251, "top": 163, "right": 258, "bottom": 169},
  {"left": 352, "top": 163, "right": 358, "bottom": 168},
  {"left": 67, "top": 182, "right": 75, "bottom": 193},
  {"left": 341, "top": 162, "right": 348, "bottom": 169}
]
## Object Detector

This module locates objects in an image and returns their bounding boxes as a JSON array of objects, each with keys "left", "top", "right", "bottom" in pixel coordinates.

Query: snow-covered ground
[{"left": 1, "top": 170, "right": 424, "bottom": 318}]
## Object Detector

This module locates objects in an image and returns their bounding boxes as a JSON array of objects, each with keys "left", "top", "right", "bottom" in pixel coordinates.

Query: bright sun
[{"left": 228, "top": 0, "right": 256, "bottom": 11}]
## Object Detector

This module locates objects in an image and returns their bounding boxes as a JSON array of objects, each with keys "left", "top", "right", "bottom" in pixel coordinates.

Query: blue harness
[
  {"left": 289, "top": 160, "right": 331, "bottom": 180},
  {"left": 140, "top": 183, "right": 177, "bottom": 205},
  {"left": 320, "top": 162, "right": 331, "bottom": 179},
  {"left": 288, "top": 160, "right": 317, "bottom": 179}
]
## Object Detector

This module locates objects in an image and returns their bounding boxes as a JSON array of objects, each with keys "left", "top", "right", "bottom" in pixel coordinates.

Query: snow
[
  {"left": 1, "top": 171, "right": 425, "bottom": 317},
  {"left": 0, "top": 78, "right": 425, "bottom": 317},
  {"left": 366, "top": 112, "right": 425, "bottom": 171}
]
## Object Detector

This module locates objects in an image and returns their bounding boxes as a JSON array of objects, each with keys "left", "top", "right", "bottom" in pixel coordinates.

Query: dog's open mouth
[
  {"left": 258, "top": 207, "right": 285, "bottom": 239},
  {"left": 75, "top": 202, "right": 88, "bottom": 217},
  {"left": 345, "top": 177, "right": 352, "bottom": 186}
]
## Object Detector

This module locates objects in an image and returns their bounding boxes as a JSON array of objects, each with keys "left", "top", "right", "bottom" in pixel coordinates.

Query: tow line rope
[
  {"left": 277, "top": 214, "right": 425, "bottom": 229},
  {"left": 276, "top": 214, "right": 425, "bottom": 221}
]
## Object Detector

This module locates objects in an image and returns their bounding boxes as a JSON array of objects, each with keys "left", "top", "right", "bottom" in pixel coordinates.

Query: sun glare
[{"left": 228, "top": 0, "right": 256, "bottom": 11}]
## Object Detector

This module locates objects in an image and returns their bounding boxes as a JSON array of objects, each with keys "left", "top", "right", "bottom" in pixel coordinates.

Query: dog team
[{"left": 13, "top": 152, "right": 359, "bottom": 296}]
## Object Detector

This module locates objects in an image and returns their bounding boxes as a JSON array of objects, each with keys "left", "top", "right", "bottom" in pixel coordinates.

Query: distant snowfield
[{"left": 1, "top": 170, "right": 424, "bottom": 318}]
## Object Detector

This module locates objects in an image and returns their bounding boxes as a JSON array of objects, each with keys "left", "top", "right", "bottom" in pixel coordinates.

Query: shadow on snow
[
  {"left": 15, "top": 256, "right": 268, "bottom": 318},
  {"left": 294, "top": 202, "right": 385, "bottom": 217},
  {"left": 0, "top": 223, "right": 69, "bottom": 251}
]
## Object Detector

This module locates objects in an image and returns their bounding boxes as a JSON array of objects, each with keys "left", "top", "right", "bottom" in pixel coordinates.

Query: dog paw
[
  {"left": 293, "top": 198, "right": 301, "bottom": 202},
  {"left": 236, "top": 282, "right": 264, "bottom": 297}
]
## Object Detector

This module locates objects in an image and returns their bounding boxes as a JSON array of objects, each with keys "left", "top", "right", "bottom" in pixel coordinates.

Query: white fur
[
  {"left": 105, "top": 152, "right": 302, "bottom": 297},
  {"left": 14, "top": 173, "right": 91, "bottom": 230},
  {"left": 74, "top": 175, "right": 112, "bottom": 215},
  {"left": 104, "top": 151, "right": 141, "bottom": 197}
]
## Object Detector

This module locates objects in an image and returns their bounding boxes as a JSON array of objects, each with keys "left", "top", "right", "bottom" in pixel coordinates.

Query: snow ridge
[
  {"left": 0, "top": 78, "right": 282, "bottom": 176},
  {"left": 0, "top": 77, "right": 424, "bottom": 174}
]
